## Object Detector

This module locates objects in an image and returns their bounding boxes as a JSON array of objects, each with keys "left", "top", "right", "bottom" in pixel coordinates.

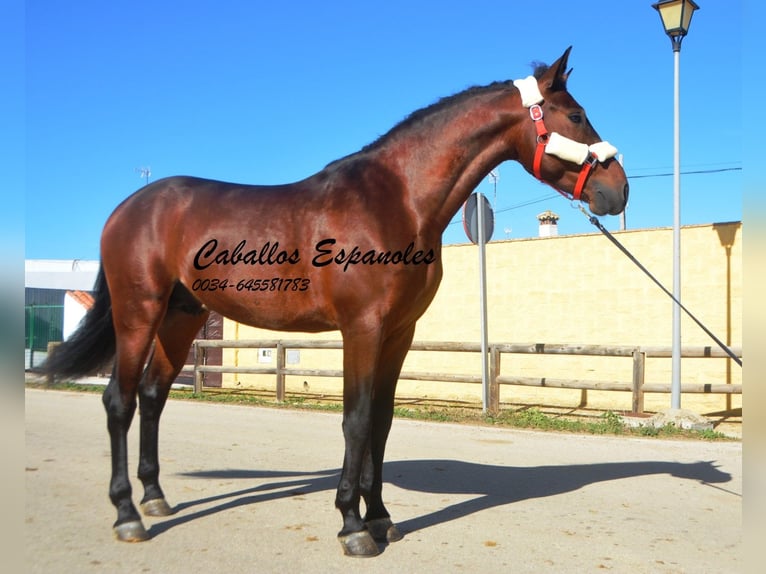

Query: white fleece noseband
[{"left": 546, "top": 133, "right": 619, "bottom": 166}]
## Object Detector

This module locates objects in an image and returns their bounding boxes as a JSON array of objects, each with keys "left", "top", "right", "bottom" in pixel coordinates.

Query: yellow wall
[{"left": 221, "top": 222, "right": 742, "bottom": 415}]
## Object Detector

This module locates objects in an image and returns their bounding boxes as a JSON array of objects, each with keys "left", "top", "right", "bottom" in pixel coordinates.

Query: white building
[
  {"left": 25, "top": 259, "right": 100, "bottom": 291},
  {"left": 25, "top": 259, "right": 100, "bottom": 367}
]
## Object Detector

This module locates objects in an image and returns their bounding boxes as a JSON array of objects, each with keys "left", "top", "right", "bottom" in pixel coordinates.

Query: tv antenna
[
  {"left": 488, "top": 170, "right": 499, "bottom": 204},
  {"left": 135, "top": 166, "right": 152, "bottom": 185}
]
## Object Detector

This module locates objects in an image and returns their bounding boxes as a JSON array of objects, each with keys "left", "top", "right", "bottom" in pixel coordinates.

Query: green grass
[
  {"left": 27, "top": 381, "right": 734, "bottom": 441},
  {"left": 486, "top": 408, "right": 626, "bottom": 435},
  {"left": 489, "top": 408, "right": 732, "bottom": 440}
]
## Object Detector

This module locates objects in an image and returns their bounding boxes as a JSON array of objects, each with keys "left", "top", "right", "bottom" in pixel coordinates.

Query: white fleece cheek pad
[
  {"left": 545, "top": 132, "right": 590, "bottom": 164},
  {"left": 512, "top": 76, "right": 543, "bottom": 107}
]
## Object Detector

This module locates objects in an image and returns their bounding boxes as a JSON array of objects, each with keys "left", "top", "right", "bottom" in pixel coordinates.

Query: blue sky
[{"left": 20, "top": 1, "right": 743, "bottom": 259}]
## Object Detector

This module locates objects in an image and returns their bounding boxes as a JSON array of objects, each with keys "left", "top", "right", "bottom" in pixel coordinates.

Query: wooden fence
[{"left": 190, "top": 339, "right": 742, "bottom": 415}]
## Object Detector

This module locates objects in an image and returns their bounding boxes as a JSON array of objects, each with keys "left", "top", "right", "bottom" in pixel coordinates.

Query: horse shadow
[{"left": 147, "top": 459, "right": 734, "bottom": 538}]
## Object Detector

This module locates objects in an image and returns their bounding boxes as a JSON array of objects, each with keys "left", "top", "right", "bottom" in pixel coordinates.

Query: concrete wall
[{"left": 221, "top": 222, "right": 742, "bottom": 415}]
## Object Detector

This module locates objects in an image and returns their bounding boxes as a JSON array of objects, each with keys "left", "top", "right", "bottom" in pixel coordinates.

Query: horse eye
[{"left": 569, "top": 113, "right": 582, "bottom": 124}]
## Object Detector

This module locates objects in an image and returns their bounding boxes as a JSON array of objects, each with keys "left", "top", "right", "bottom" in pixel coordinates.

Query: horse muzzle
[{"left": 588, "top": 179, "right": 629, "bottom": 216}]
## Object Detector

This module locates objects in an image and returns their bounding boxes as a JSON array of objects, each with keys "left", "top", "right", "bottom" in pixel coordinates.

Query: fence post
[
  {"left": 488, "top": 345, "right": 500, "bottom": 416},
  {"left": 632, "top": 349, "right": 645, "bottom": 414},
  {"left": 276, "top": 342, "right": 286, "bottom": 402},
  {"left": 46, "top": 342, "right": 59, "bottom": 385},
  {"left": 28, "top": 305, "right": 35, "bottom": 370},
  {"left": 193, "top": 341, "right": 203, "bottom": 394}
]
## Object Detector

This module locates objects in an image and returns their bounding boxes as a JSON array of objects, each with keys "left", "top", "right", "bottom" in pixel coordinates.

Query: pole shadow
[{"left": 147, "top": 458, "right": 733, "bottom": 539}]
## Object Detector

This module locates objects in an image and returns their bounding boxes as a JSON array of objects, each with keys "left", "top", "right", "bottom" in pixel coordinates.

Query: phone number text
[{"left": 191, "top": 278, "right": 310, "bottom": 293}]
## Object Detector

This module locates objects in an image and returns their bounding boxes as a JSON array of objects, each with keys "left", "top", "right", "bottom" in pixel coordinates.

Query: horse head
[{"left": 515, "top": 47, "right": 629, "bottom": 216}]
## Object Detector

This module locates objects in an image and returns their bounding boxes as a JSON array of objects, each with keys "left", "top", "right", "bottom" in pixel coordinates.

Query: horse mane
[
  {"left": 359, "top": 80, "right": 515, "bottom": 155},
  {"left": 531, "top": 62, "right": 550, "bottom": 78},
  {"left": 379, "top": 59, "right": 552, "bottom": 149},
  {"left": 326, "top": 60, "right": 551, "bottom": 169}
]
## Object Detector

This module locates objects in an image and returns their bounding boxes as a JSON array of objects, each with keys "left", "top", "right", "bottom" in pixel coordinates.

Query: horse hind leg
[
  {"left": 136, "top": 284, "right": 209, "bottom": 519},
  {"left": 102, "top": 369, "right": 146, "bottom": 542},
  {"left": 103, "top": 300, "right": 168, "bottom": 542}
]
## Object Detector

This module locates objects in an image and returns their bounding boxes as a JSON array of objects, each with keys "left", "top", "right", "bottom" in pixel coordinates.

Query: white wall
[{"left": 63, "top": 292, "right": 88, "bottom": 340}]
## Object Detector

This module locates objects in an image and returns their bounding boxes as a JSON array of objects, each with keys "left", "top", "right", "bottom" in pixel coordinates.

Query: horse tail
[{"left": 42, "top": 265, "right": 116, "bottom": 381}]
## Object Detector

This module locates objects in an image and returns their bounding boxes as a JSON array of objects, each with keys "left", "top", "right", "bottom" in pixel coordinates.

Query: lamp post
[{"left": 652, "top": 0, "right": 699, "bottom": 410}]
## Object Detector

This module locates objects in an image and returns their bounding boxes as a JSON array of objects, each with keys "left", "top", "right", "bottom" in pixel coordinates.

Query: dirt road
[{"left": 25, "top": 388, "right": 741, "bottom": 573}]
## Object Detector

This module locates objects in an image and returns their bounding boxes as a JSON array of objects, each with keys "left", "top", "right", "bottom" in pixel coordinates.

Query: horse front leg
[
  {"left": 335, "top": 329, "right": 382, "bottom": 557},
  {"left": 361, "top": 324, "right": 415, "bottom": 544}
]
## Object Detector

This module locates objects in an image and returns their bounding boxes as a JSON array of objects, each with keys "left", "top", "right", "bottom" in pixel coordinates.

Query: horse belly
[{"left": 188, "top": 279, "right": 337, "bottom": 333}]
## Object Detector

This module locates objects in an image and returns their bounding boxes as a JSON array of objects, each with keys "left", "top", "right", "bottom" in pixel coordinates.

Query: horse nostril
[{"left": 623, "top": 182, "right": 630, "bottom": 205}]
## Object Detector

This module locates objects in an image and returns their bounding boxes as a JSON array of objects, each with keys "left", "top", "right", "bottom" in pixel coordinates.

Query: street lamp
[{"left": 652, "top": 0, "right": 699, "bottom": 410}]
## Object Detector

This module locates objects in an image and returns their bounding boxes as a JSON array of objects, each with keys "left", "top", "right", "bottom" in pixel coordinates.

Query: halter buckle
[
  {"left": 583, "top": 152, "right": 599, "bottom": 167},
  {"left": 529, "top": 104, "right": 543, "bottom": 122}
]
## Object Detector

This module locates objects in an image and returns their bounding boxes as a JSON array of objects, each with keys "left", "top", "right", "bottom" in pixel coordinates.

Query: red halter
[{"left": 527, "top": 103, "right": 600, "bottom": 202}]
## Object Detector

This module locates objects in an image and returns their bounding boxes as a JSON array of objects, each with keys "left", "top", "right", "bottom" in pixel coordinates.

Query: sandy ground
[{"left": 26, "top": 388, "right": 741, "bottom": 573}]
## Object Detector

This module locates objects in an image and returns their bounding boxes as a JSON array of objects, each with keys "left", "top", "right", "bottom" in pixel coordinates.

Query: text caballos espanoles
[{"left": 193, "top": 238, "right": 436, "bottom": 273}]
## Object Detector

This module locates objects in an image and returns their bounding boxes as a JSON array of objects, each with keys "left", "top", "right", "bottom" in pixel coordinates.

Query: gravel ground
[{"left": 26, "top": 388, "right": 742, "bottom": 573}]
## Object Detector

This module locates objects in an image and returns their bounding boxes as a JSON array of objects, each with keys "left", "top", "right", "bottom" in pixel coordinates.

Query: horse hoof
[
  {"left": 113, "top": 520, "right": 149, "bottom": 542},
  {"left": 365, "top": 518, "right": 403, "bottom": 543},
  {"left": 141, "top": 498, "right": 174, "bottom": 517},
  {"left": 338, "top": 530, "right": 380, "bottom": 557}
]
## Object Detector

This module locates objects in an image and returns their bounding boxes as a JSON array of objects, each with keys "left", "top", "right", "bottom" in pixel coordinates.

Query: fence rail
[{"left": 191, "top": 339, "right": 742, "bottom": 415}]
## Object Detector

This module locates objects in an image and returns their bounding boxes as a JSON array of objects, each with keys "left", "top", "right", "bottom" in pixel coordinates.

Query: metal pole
[
  {"left": 618, "top": 154, "right": 626, "bottom": 231},
  {"left": 476, "top": 193, "right": 490, "bottom": 413},
  {"left": 671, "top": 41, "right": 682, "bottom": 409}
]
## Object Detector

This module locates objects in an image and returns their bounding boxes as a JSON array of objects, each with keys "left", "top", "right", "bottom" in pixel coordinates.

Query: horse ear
[{"left": 541, "top": 46, "right": 573, "bottom": 93}]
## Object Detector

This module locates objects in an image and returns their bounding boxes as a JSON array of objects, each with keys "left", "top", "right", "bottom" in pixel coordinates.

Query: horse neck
[{"left": 378, "top": 91, "right": 526, "bottom": 235}]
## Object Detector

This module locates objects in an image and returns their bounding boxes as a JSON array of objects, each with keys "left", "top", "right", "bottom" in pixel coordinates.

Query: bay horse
[{"left": 44, "top": 47, "right": 628, "bottom": 557}]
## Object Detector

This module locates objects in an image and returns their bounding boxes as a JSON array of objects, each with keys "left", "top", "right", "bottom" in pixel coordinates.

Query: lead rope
[{"left": 577, "top": 205, "right": 742, "bottom": 367}]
